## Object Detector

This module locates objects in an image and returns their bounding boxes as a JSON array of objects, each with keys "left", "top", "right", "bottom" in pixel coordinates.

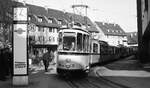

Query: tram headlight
[{"left": 66, "top": 63, "right": 71, "bottom": 68}]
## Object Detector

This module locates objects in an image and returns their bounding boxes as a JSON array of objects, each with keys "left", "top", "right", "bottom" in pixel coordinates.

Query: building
[
  {"left": 65, "top": 12, "right": 99, "bottom": 39},
  {"left": 27, "top": 4, "right": 70, "bottom": 48},
  {"left": 95, "top": 21, "right": 127, "bottom": 46},
  {"left": 126, "top": 32, "right": 138, "bottom": 46},
  {"left": 14, "top": 2, "right": 100, "bottom": 65},
  {"left": 137, "top": 0, "right": 150, "bottom": 63}
]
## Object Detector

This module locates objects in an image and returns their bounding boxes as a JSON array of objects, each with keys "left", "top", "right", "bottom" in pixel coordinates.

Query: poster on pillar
[{"left": 13, "top": 23, "right": 28, "bottom": 75}]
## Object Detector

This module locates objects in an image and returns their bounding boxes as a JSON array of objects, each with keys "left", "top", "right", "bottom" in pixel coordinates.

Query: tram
[
  {"left": 56, "top": 26, "right": 135, "bottom": 76},
  {"left": 57, "top": 26, "right": 91, "bottom": 75}
]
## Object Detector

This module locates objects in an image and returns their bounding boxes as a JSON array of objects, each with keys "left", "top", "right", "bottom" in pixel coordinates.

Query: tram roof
[{"left": 60, "top": 26, "right": 90, "bottom": 34}]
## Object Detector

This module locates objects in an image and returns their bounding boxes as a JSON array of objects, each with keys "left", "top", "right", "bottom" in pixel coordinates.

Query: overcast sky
[{"left": 21, "top": 0, "right": 137, "bottom": 32}]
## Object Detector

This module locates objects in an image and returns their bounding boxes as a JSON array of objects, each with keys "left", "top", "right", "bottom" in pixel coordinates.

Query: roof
[
  {"left": 27, "top": 4, "right": 68, "bottom": 27},
  {"left": 126, "top": 32, "right": 138, "bottom": 44},
  {"left": 13, "top": 2, "right": 98, "bottom": 32},
  {"left": 95, "top": 21, "right": 126, "bottom": 36},
  {"left": 13, "top": 1, "right": 69, "bottom": 27},
  {"left": 66, "top": 12, "right": 99, "bottom": 32}
]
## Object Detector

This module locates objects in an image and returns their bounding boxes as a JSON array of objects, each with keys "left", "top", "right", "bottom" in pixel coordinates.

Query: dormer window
[
  {"left": 58, "top": 20, "right": 62, "bottom": 25},
  {"left": 48, "top": 18, "right": 53, "bottom": 23},
  {"left": 28, "top": 16, "right": 31, "bottom": 21},
  {"left": 38, "top": 16, "right": 43, "bottom": 22},
  {"left": 87, "top": 24, "right": 90, "bottom": 28},
  {"left": 107, "top": 29, "right": 110, "bottom": 32}
]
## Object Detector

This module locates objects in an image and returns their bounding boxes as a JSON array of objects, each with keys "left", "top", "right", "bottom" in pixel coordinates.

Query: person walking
[{"left": 42, "top": 48, "right": 54, "bottom": 72}]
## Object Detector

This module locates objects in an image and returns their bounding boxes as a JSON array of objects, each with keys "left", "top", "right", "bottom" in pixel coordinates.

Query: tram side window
[
  {"left": 93, "top": 43, "right": 98, "bottom": 53},
  {"left": 83, "top": 34, "right": 87, "bottom": 52},
  {"left": 77, "top": 33, "right": 82, "bottom": 51},
  {"left": 100, "top": 45, "right": 108, "bottom": 55},
  {"left": 86, "top": 35, "right": 90, "bottom": 52}
]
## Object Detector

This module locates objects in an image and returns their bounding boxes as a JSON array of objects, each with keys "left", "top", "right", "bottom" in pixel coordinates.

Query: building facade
[
  {"left": 95, "top": 22, "right": 127, "bottom": 46},
  {"left": 137, "top": 0, "right": 150, "bottom": 63},
  {"left": 126, "top": 32, "right": 138, "bottom": 46}
]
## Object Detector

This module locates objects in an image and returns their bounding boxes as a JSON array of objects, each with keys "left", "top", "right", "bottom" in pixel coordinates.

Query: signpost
[{"left": 13, "top": 7, "right": 28, "bottom": 86}]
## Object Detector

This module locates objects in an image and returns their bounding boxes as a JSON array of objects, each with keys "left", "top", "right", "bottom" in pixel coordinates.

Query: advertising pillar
[{"left": 13, "top": 6, "right": 28, "bottom": 86}]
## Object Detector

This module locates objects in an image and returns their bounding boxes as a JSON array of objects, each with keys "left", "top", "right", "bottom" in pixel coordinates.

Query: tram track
[
  {"left": 64, "top": 74, "right": 102, "bottom": 88},
  {"left": 63, "top": 69, "right": 131, "bottom": 88},
  {"left": 66, "top": 78, "right": 102, "bottom": 88},
  {"left": 95, "top": 71, "right": 130, "bottom": 88}
]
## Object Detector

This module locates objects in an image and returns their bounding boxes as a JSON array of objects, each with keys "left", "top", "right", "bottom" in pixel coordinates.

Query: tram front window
[{"left": 63, "top": 36, "right": 75, "bottom": 51}]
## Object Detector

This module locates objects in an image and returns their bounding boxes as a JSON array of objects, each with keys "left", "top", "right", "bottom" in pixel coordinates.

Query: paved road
[{"left": 1, "top": 55, "right": 150, "bottom": 88}]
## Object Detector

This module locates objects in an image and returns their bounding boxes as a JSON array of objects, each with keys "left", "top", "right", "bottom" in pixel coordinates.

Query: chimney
[
  {"left": 102, "top": 22, "right": 105, "bottom": 25},
  {"left": 44, "top": 5, "right": 48, "bottom": 12},
  {"left": 23, "top": 0, "right": 26, "bottom": 6}
]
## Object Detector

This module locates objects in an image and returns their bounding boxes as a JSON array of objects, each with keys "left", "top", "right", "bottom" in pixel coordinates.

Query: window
[
  {"left": 53, "top": 37, "right": 55, "bottom": 42},
  {"left": 29, "top": 36, "right": 35, "bottom": 44},
  {"left": 83, "top": 34, "right": 86, "bottom": 52},
  {"left": 63, "top": 36, "right": 75, "bottom": 51},
  {"left": 28, "top": 16, "right": 31, "bottom": 21},
  {"left": 87, "top": 24, "right": 90, "bottom": 28},
  {"left": 37, "top": 16, "right": 43, "bottom": 22},
  {"left": 58, "top": 20, "right": 62, "bottom": 25},
  {"left": 93, "top": 43, "right": 98, "bottom": 53},
  {"left": 107, "top": 29, "right": 110, "bottom": 32},
  {"left": 49, "top": 36, "right": 52, "bottom": 41},
  {"left": 49, "top": 27, "right": 52, "bottom": 32},
  {"left": 38, "top": 26, "right": 44, "bottom": 32},
  {"left": 53, "top": 28, "right": 56, "bottom": 33},
  {"left": 100, "top": 44, "right": 108, "bottom": 54},
  {"left": 77, "top": 33, "right": 82, "bottom": 51},
  {"left": 48, "top": 18, "right": 53, "bottom": 23},
  {"left": 107, "top": 35, "right": 109, "bottom": 38},
  {"left": 38, "top": 36, "right": 44, "bottom": 42}
]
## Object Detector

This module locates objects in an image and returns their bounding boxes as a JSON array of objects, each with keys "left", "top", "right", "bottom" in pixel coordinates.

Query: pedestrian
[{"left": 42, "top": 48, "right": 54, "bottom": 72}]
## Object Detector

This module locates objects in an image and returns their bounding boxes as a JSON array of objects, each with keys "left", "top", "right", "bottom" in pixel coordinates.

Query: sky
[{"left": 20, "top": 0, "right": 137, "bottom": 32}]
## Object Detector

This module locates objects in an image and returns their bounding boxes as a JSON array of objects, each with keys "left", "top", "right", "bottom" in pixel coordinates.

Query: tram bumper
[{"left": 57, "top": 61, "right": 89, "bottom": 71}]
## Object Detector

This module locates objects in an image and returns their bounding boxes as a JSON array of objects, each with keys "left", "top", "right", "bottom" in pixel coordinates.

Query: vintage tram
[
  {"left": 57, "top": 26, "right": 91, "bottom": 75},
  {"left": 56, "top": 26, "right": 134, "bottom": 76}
]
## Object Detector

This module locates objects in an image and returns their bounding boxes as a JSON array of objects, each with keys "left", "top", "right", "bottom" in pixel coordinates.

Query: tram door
[{"left": 90, "top": 40, "right": 100, "bottom": 64}]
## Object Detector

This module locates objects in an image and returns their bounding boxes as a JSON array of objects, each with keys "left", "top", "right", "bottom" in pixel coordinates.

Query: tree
[{"left": 0, "top": 0, "right": 13, "bottom": 43}]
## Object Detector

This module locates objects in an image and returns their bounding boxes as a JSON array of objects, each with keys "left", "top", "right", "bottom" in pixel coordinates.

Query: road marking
[{"left": 96, "top": 67, "right": 150, "bottom": 77}]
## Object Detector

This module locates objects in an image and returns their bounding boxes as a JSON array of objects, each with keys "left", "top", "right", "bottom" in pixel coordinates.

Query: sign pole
[{"left": 12, "top": 6, "right": 28, "bottom": 86}]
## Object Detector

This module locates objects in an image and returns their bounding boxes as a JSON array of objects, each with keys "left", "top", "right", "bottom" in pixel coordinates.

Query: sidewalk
[
  {"left": 29, "top": 63, "right": 57, "bottom": 74},
  {"left": 96, "top": 55, "right": 150, "bottom": 88},
  {"left": 0, "top": 63, "right": 57, "bottom": 88}
]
